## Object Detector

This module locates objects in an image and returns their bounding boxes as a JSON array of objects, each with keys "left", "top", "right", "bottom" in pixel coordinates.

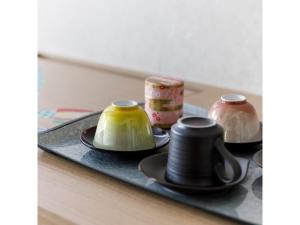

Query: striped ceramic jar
[{"left": 145, "top": 76, "right": 184, "bottom": 128}]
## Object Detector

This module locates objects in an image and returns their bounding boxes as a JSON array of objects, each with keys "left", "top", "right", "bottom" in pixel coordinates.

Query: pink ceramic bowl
[{"left": 208, "top": 94, "right": 261, "bottom": 143}]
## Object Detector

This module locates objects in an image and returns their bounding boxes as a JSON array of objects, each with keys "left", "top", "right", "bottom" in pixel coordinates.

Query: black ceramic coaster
[
  {"left": 139, "top": 152, "right": 249, "bottom": 194},
  {"left": 81, "top": 126, "right": 170, "bottom": 153},
  {"left": 253, "top": 150, "right": 262, "bottom": 168}
]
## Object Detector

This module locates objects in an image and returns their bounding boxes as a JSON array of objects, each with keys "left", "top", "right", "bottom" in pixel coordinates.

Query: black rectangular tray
[{"left": 38, "top": 103, "right": 262, "bottom": 225}]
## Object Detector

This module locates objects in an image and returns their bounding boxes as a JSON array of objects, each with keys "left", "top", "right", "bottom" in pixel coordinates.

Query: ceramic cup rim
[
  {"left": 221, "top": 94, "right": 246, "bottom": 104},
  {"left": 177, "top": 116, "right": 217, "bottom": 129},
  {"left": 112, "top": 99, "right": 138, "bottom": 108}
]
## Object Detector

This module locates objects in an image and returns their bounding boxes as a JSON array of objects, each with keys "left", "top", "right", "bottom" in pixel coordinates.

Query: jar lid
[{"left": 145, "top": 76, "right": 183, "bottom": 88}]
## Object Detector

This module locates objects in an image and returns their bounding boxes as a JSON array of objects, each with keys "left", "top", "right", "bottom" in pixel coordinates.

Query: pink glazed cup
[{"left": 208, "top": 94, "right": 261, "bottom": 143}]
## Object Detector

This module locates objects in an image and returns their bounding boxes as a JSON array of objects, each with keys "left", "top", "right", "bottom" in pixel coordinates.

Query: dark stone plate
[
  {"left": 81, "top": 126, "right": 170, "bottom": 154},
  {"left": 38, "top": 103, "right": 262, "bottom": 225},
  {"left": 138, "top": 152, "right": 249, "bottom": 194}
]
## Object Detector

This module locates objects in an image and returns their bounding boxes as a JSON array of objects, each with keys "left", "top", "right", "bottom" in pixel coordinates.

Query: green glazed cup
[{"left": 93, "top": 100, "right": 155, "bottom": 151}]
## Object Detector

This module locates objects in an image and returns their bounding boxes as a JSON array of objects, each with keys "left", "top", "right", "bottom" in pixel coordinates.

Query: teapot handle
[{"left": 214, "top": 138, "right": 242, "bottom": 183}]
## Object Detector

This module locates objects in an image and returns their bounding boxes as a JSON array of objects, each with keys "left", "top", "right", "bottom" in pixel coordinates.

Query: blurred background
[{"left": 38, "top": 0, "right": 261, "bottom": 95}]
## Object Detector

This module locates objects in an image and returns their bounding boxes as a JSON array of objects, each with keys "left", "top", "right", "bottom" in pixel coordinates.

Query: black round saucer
[
  {"left": 80, "top": 126, "right": 170, "bottom": 154},
  {"left": 138, "top": 152, "right": 249, "bottom": 194}
]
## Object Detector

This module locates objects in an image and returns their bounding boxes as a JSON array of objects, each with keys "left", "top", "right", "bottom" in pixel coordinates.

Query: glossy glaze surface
[
  {"left": 93, "top": 100, "right": 155, "bottom": 151},
  {"left": 82, "top": 126, "right": 169, "bottom": 153},
  {"left": 208, "top": 94, "right": 260, "bottom": 143}
]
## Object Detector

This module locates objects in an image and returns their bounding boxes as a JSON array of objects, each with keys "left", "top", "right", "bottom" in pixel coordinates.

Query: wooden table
[{"left": 38, "top": 55, "right": 262, "bottom": 225}]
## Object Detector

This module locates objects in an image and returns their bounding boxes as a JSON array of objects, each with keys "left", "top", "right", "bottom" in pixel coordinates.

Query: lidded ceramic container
[
  {"left": 145, "top": 76, "right": 184, "bottom": 128},
  {"left": 208, "top": 94, "right": 260, "bottom": 143}
]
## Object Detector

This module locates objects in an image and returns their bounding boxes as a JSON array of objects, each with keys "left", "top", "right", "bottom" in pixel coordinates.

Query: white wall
[{"left": 38, "top": 0, "right": 261, "bottom": 95}]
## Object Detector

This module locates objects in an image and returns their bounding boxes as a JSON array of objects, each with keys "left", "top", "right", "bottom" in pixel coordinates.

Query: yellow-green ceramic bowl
[{"left": 93, "top": 100, "right": 155, "bottom": 151}]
